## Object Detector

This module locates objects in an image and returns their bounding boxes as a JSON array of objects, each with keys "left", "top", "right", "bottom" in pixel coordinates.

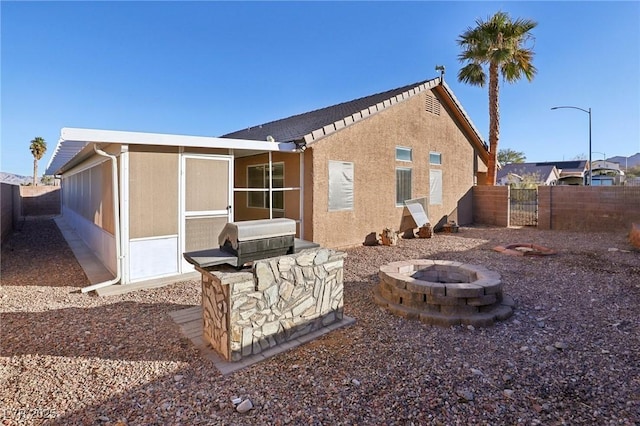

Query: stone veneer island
[{"left": 196, "top": 248, "right": 346, "bottom": 362}]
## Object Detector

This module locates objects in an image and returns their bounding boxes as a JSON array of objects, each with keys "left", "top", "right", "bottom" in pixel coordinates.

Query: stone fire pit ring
[{"left": 374, "top": 260, "right": 515, "bottom": 327}]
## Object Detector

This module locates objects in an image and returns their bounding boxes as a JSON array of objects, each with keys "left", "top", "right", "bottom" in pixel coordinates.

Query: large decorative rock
[
  {"left": 630, "top": 223, "right": 640, "bottom": 249},
  {"left": 380, "top": 228, "right": 398, "bottom": 246}
]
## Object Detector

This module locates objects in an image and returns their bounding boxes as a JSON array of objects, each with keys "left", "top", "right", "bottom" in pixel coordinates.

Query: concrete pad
[{"left": 169, "top": 305, "right": 356, "bottom": 376}]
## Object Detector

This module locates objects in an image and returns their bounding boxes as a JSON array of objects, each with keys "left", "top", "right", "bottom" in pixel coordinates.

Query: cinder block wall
[
  {"left": 472, "top": 186, "right": 509, "bottom": 227},
  {"left": 19, "top": 186, "right": 61, "bottom": 217},
  {"left": 538, "top": 186, "right": 640, "bottom": 231},
  {"left": 1, "top": 183, "right": 18, "bottom": 242}
]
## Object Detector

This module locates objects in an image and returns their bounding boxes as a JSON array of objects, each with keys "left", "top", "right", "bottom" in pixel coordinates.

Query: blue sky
[{"left": 2, "top": 1, "right": 639, "bottom": 177}]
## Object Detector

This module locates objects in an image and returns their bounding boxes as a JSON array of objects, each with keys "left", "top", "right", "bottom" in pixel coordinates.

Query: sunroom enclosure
[{"left": 46, "top": 128, "right": 303, "bottom": 291}]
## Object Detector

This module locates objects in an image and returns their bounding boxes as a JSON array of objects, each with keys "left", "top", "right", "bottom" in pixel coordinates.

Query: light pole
[{"left": 551, "top": 106, "right": 592, "bottom": 185}]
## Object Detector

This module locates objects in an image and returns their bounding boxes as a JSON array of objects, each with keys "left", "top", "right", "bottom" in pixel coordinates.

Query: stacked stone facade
[{"left": 200, "top": 248, "right": 346, "bottom": 362}]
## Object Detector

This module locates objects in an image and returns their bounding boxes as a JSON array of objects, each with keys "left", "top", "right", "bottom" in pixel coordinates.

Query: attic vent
[{"left": 425, "top": 94, "right": 441, "bottom": 116}]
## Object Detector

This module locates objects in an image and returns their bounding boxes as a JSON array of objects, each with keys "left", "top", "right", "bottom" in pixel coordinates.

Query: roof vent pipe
[
  {"left": 435, "top": 65, "right": 445, "bottom": 82},
  {"left": 81, "top": 145, "right": 122, "bottom": 293}
]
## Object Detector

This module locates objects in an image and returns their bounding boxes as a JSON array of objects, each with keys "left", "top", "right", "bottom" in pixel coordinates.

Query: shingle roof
[
  {"left": 221, "top": 78, "right": 488, "bottom": 157},
  {"left": 533, "top": 160, "right": 587, "bottom": 173},
  {"left": 222, "top": 80, "right": 434, "bottom": 143},
  {"left": 497, "top": 163, "right": 557, "bottom": 181}
]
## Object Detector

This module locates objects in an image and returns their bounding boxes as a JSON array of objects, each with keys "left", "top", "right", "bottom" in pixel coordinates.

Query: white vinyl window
[
  {"left": 247, "top": 163, "right": 284, "bottom": 209},
  {"left": 430, "top": 169, "right": 443, "bottom": 205},
  {"left": 328, "top": 161, "right": 354, "bottom": 211},
  {"left": 396, "top": 167, "right": 412, "bottom": 206},
  {"left": 396, "top": 146, "right": 412, "bottom": 162},
  {"left": 430, "top": 152, "right": 442, "bottom": 165}
]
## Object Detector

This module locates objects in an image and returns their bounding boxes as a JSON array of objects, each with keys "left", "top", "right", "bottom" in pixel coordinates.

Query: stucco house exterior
[
  {"left": 46, "top": 76, "right": 489, "bottom": 290},
  {"left": 224, "top": 77, "right": 489, "bottom": 248}
]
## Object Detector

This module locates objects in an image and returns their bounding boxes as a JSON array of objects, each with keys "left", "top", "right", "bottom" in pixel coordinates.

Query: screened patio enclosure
[{"left": 45, "top": 128, "right": 304, "bottom": 289}]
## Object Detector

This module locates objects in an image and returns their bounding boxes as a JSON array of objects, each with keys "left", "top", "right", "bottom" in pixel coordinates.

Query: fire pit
[{"left": 373, "top": 260, "right": 515, "bottom": 327}]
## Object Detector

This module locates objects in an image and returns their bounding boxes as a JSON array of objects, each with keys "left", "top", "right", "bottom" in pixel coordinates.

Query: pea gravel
[{"left": 1, "top": 218, "right": 639, "bottom": 425}]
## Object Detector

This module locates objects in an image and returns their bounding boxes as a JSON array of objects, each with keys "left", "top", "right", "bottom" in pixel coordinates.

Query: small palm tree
[
  {"left": 29, "top": 137, "right": 47, "bottom": 186},
  {"left": 457, "top": 11, "right": 537, "bottom": 185}
]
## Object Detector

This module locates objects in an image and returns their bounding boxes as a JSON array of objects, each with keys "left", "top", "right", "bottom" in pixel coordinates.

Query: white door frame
[{"left": 179, "top": 153, "right": 233, "bottom": 272}]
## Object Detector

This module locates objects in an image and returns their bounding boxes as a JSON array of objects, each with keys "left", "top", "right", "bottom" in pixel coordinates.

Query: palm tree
[
  {"left": 29, "top": 136, "right": 47, "bottom": 186},
  {"left": 457, "top": 11, "right": 537, "bottom": 185},
  {"left": 498, "top": 148, "right": 526, "bottom": 165}
]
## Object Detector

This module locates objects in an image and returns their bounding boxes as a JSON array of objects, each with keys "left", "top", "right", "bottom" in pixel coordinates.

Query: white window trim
[
  {"left": 396, "top": 167, "right": 412, "bottom": 206},
  {"left": 429, "top": 151, "right": 442, "bottom": 165},
  {"left": 396, "top": 146, "right": 413, "bottom": 162}
]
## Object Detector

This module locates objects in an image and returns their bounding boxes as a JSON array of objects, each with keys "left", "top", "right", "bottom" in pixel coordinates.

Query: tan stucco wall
[{"left": 308, "top": 89, "right": 480, "bottom": 249}]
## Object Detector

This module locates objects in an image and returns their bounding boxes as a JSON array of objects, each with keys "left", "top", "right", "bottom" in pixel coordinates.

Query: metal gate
[{"left": 510, "top": 188, "right": 538, "bottom": 226}]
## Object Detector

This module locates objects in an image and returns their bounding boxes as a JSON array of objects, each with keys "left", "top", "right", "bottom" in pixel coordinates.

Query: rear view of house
[
  {"left": 225, "top": 77, "right": 490, "bottom": 248},
  {"left": 46, "top": 76, "right": 489, "bottom": 289}
]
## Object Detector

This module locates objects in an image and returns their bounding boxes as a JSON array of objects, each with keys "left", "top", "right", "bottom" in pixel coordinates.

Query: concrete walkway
[
  {"left": 54, "top": 216, "right": 198, "bottom": 296},
  {"left": 54, "top": 216, "right": 115, "bottom": 285}
]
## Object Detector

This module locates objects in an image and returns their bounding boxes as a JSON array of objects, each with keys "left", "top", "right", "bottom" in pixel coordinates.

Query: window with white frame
[
  {"left": 328, "top": 161, "right": 354, "bottom": 211},
  {"left": 247, "top": 163, "right": 284, "bottom": 209},
  {"left": 429, "top": 152, "right": 442, "bottom": 165},
  {"left": 396, "top": 167, "right": 412, "bottom": 205},
  {"left": 396, "top": 146, "right": 412, "bottom": 162}
]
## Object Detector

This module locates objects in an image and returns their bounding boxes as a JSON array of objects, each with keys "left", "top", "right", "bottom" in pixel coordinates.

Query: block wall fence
[
  {"left": 472, "top": 186, "right": 509, "bottom": 227},
  {"left": 537, "top": 186, "right": 640, "bottom": 231},
  {"left": 0, "top": 185, "right": 61, "bottom": 242},
  {"left": 472, "top": 185, "right": 640, "bottom": 231}
]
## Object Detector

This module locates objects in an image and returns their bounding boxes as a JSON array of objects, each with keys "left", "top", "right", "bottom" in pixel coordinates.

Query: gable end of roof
[{"left": 303, "top": 79, "right": 441, "bottom": 145}]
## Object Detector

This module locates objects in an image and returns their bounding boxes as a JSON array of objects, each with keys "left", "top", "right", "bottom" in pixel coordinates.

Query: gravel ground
[{"left": 1, "top": 218, "right": 639, "bottom": 425}]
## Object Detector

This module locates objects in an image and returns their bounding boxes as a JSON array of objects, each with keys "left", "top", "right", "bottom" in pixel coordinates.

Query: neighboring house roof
[
  {"left": 46, "top": 127, "right": 297, "bottom": 175},
  {"left": 497, "top": 163, "right": 558, "bottom": 183},
  {"left": 533, "top": 160, "right": 587, "bottom": 174},
  {"left": 222, "top": 77, "right": 490, "bottom": 165}
]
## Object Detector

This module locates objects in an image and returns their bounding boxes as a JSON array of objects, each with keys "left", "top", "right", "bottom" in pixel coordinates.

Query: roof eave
[
  {"left": 46, "top": 127, "right": 298, "bottom": 175},
  {"left": 433, "top": 82, "right": 490, "bottom": 166}
]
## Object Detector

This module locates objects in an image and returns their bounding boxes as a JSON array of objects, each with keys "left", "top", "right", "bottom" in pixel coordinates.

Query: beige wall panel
[
  {"left": 80, "top": 169, "right": 91, "bottom": 220},
  {"left": 90, "top": 165, "right": 103, "bottom": 227},
  {"left": 129, "top": 151, "right": 179, "bottom": 238},
  {"left": 310, "top": 89, "right": 477, "bottom": 248},
  {"left": 185, "top": 158, "right": 229, "bottom": 212},
  {"left": 101, "top": 160, "right": 115, "bottom": 234}
]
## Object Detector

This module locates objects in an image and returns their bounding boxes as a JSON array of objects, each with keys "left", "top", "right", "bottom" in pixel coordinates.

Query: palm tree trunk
[
  {"left": 33, "top": 159, "right": 38, "bottom": 186},
  {"left": 486, "top": 61, "right": 500, "bottom": 185}
]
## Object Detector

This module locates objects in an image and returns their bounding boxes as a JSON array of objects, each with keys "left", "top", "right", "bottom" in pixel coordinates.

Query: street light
[{"left": 551, "top": 106, "right": 592, "bottom": 186}]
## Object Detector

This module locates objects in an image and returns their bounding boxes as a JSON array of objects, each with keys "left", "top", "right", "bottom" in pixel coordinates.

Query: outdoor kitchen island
[{"left": 184, "top": 219, "right": 350, "bottom": 363}]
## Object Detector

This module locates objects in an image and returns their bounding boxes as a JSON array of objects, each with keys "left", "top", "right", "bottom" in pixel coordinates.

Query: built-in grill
[
  {"left": 184, "top": 218, "right": 319, "bottom": 269},
  {"left": 218, "top": 218, "right": 296, "bottom": 265}
]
